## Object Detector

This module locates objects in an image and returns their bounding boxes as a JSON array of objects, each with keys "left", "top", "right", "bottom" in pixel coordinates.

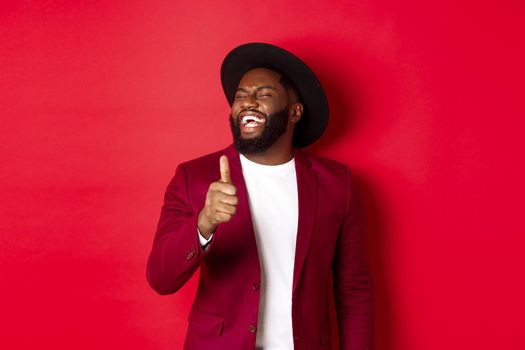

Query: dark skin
[{"left": 198, "top": 68, "right": 304, "bottom": 237}]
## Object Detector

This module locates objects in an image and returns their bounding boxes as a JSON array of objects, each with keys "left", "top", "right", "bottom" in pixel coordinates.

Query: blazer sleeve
[
  {"left": 332, "top": 167, "right": 374, "bottom": 349},
  {"left": 146, "top": 163, "right": 209, "bottom": 295}
]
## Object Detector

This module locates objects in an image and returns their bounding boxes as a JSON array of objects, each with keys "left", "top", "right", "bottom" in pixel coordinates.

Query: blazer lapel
[{"left": 292, "top": 149, "right": 318, "bottom": 293}]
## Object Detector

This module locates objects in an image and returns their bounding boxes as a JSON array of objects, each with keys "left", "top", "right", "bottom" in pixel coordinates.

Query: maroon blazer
[{"left": 147, "top": 144, "right": 373, "bottom": 350}]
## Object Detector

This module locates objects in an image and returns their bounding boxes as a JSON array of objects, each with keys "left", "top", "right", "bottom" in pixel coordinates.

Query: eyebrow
[{"left": 236, "top": 85, "right": 276, "bottom": 92}]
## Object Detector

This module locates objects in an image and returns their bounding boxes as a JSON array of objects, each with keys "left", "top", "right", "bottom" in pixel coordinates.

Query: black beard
[{"left": 230, "top": 107, "right": 289, "bottom": 154}]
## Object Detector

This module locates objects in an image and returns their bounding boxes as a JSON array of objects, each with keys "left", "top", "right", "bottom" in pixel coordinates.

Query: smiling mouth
[{"left": 240, "top": 114, "right": 266, "bottom": 128}]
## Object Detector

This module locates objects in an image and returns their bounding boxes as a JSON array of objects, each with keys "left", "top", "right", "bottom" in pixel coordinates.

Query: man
[{"left": 146, "top": 43, "right": 373, "bottom": 350}]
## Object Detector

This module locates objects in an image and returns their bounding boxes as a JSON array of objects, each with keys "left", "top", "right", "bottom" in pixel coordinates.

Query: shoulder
[
  {"left": 164, "top": 146, "right": 233, "bottom": 199},
  {"left": 172, "top": 144, "right": 236, "bottom": 185},
  {"left": 296, "top": 151, "right": 356, "bottom": 203},
  {"left": 178, "top": 148, "right": 225, "bottom": 172},
  {"left": 296, "top": 151, "right": 358, "bottom": 218},
  {"left": 296, "top": 150, "right": 350, "bottom": 179}
]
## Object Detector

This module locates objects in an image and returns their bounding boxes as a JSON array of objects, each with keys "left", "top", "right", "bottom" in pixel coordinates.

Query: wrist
[{"left": 198, "top": 209, "right": 216, "bottom": 238}]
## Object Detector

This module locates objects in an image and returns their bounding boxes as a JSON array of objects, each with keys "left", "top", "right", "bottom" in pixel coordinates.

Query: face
[{"left": 230, "top": 68, "right": 300, "bottom": 154}]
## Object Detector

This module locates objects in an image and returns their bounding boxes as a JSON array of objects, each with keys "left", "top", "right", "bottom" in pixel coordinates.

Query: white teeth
[{"left": 241, "top": 115, "right": 265, "bottom": 125}]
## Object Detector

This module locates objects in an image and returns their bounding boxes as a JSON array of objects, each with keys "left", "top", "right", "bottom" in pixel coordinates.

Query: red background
[{"left": 1, "top": 1, "right": 524, "bottom": 349}]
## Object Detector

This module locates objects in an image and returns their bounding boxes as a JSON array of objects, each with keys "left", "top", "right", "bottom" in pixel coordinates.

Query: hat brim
[{"left": 220, "top": 43, "right": 329, "bottom": 148}]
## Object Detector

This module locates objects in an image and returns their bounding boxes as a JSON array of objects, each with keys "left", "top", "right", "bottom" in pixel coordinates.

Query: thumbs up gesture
[{"left": 197, "top": 155, "right": 239, "bottom": 238}]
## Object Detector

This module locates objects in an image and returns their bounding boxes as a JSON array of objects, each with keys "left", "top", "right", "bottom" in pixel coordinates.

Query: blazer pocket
[{"left": 188, "top": 308, "right": 224, "bottom": 336}]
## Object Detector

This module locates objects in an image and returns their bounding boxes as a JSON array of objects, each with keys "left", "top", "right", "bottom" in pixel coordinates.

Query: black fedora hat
[{"left": 220, "top": 42, "right": 329, "bottom": 148}]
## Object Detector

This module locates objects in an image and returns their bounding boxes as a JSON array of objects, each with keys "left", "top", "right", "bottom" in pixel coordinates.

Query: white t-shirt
[{"left": 240, "top": 154, "right": 298, "bottom": 350}]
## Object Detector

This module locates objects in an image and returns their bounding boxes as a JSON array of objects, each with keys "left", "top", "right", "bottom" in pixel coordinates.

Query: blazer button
[
  {"left": 252, "top": 283, "right": 260, "bottom": 291},
  {"left": 248, "top": 324, "right": 257, "bottom": 333}
]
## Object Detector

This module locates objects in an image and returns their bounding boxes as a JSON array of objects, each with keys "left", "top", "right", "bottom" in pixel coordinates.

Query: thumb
[{"left": 219, "top": 155, "right": 232, "bottom": 183}]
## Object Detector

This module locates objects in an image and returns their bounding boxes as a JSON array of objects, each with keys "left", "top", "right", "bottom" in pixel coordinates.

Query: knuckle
[{"left": 216, "top": 213, "right": 226, "bottom": 222}]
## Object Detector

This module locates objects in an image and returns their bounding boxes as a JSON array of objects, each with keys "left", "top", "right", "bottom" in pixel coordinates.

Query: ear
[{"left": 289, "top": 102, "right": 303, "bottom": 124}]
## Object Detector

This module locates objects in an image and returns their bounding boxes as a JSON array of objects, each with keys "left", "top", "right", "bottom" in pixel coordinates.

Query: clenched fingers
[
  {"left": 215, "top": 203, "right": 237, "bottom": 216},
  {"left": 210, "top": 181, "right": 237, "bottom": 196},
  {"left": 218, "top": 194, "right": 238, "bottom": 206}
]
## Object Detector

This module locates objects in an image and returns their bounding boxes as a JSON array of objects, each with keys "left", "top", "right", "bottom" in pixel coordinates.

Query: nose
[{"left": 240, "top": 93, "right": 258, "bottom": 109}]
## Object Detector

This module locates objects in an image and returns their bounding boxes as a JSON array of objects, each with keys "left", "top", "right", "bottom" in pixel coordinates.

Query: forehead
[{"left": 237, "top": 68, "right": 283, "bottom": 88}]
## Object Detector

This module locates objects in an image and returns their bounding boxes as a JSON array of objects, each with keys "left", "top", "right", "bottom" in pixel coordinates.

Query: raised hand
[{"left": 197, "top": 155, "right": 239, "bottom": 238}]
